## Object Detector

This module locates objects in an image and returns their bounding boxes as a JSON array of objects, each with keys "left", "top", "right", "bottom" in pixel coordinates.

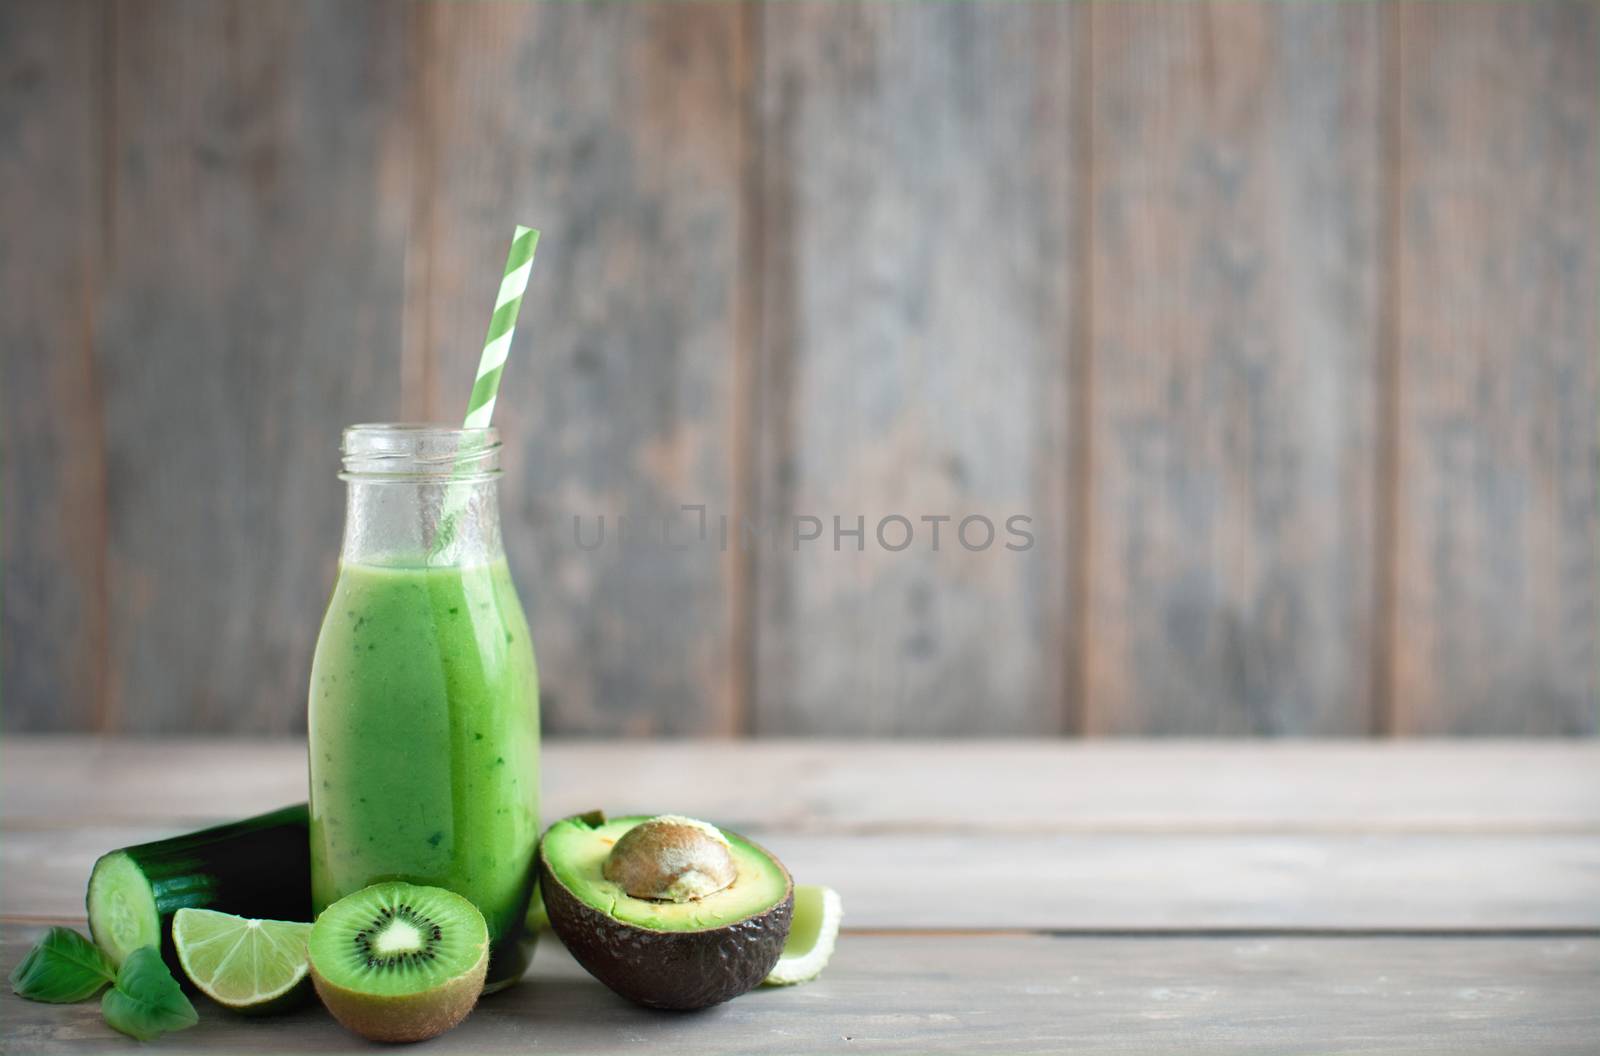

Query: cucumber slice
[
  {"left": 762, "top": 884, "right": 842, "bottom": 986},
  {"left": 87, "top": 804, "right": 311, "bottom": 971},
  {"left": 86, "top": 851, "right": 163, "bottom": 962}
]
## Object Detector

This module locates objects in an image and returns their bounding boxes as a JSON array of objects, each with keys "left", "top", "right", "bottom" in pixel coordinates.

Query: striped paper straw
[
  {"left": 429, "top": 225, "right": 538, "bottom": 561},
  {"left": 464, "top": 225, "right": 539, "bottom": 429}
]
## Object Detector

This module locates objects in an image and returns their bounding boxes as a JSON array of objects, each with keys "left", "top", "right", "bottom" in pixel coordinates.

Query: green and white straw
[
  {"left": 464, "top": 225, "right": 539, "bottom": 429},
  {"left": 430, "top": 224, "right": 539, "bottom": 560}
]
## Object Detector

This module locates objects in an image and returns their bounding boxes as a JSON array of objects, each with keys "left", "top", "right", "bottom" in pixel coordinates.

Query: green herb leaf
[
  {"left": 101, "top": 947, "right": 198, "bottom": 1041},
  {"left": 9, "top": 926, "right": 117, "bottom": 1003}
]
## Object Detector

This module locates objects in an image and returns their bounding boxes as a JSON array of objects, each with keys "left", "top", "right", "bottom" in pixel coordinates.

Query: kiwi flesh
[{"left": 307, "top": 882, "right": 488, "bottom": 1043}]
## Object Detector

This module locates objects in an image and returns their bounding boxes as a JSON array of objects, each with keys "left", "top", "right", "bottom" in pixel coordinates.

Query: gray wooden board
[
  {"left": 6, "top": 1, "right": 1600, "bottom": 741},
  {"left": 5, "top": 740, "right": 1598, "bottom": 1049},
  {"left": 8, "top": 824, "right": 1598, "bottom": 931},
  {"left": 7, "top": 739, "right": 1597, "bottom": 833},
  {"left": 0, "top": 1, "right": 751, "bottom": 739},
  {"left": 1084, "top": 3, "right": 1381, "bottom": 735},
  {"left": 1390, "top": 1, "right": 1600, "bottom": 735},
  {"left": 8, "top": 740, "right": 1597, "bottom": 930},
  {"left": 0, "top": 0, "right": 107, "bottom": 733},
  {"left": 751, "top": 1, "right": 1076, "bottom": 735},
  {"left": 408, "top": 2, "right": 748, "bottom": 737},
  {"left": 92, "top": 1, "right": 412, "bottom": 734},
  {"left": 3, "top": 924, "right": 1597, "bottom": 1055}
]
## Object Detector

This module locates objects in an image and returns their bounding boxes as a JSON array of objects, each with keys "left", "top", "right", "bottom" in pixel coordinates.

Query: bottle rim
[{"left": 340, "top": 422, "right": 502, "bottom": 482}]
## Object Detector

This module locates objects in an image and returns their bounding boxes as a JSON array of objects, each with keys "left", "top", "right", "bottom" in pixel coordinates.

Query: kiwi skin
[
  {"left": 311, "top": 944, "right": 486, "bottom": 1044},
  {"left": 307, "top": 885, "right": 490, "bottom": 1044}
]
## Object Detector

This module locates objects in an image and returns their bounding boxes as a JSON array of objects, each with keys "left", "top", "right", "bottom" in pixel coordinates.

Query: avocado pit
[{"left": 602, "top": 815, "right": 737, "bottom": 903}]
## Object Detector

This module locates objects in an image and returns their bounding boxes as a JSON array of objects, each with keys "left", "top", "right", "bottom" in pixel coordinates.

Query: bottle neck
[
  {"left": 340, "top": 478, "right": 505, "bottom": 567},
  {"left": 337, "top": 424, "right": 505, "bottom": 568}
]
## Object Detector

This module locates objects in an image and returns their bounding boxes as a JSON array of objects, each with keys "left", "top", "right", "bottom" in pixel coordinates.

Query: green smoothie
[{"left": 308, "top": 559, "right": 539, "bottom": 990}]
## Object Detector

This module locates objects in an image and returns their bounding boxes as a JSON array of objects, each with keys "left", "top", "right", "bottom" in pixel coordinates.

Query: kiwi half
[{"left": 308, "top": 882, "right": 488, "bottom": 1043}]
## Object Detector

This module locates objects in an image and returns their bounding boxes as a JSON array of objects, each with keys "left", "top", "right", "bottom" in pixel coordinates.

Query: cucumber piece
[{"left": 87, "top": 804, "right": 311, "bottom": 971}]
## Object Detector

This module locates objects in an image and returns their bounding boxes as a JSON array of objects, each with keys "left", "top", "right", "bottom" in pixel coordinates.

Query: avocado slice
[{"left": 538, "top": 812, "right": 794, "bottom": 1010}]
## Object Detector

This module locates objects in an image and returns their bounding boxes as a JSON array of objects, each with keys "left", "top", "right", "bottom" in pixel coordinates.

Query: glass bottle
[{"left": 308, "top": 424, "right": 540, "bottom": 992}]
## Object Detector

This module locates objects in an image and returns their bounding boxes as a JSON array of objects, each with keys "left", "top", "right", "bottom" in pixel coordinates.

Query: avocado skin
[{"left": 539, "top": 839, "right": 794, "bottom": 1011}]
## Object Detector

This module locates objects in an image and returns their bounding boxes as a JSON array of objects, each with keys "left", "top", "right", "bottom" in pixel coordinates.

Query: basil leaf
[
  {"left": 9, "top": 926, "right": 116, "bottom": 1003},
  {"left": 101, "top": 947, "right": 198, "bottom": 1041}
]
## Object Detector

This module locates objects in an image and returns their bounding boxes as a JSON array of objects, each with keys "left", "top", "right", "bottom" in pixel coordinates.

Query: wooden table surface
[{"left": 3, "top": 738, "right": 1597, "bottom": 1053}]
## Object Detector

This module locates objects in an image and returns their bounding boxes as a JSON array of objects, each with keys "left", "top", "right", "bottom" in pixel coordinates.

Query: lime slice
[
  {"left": 764, "top": 885, "right": 842, "bottom": 986},
  {"left": 172, "top": 907, "right": 313, "bottom": 1013}
]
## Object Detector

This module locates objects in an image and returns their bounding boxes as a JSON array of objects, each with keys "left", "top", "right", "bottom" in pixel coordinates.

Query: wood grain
[
  {"left": 5, "top": 739, "right": 1598, "bottom": 930},
  {"left": 10, "top": 822, "right": 1599, "bottom": 931},
  {"left": 1085, "top": 3, "right": 1382, "bottom": 734},
  {"left": 409, "top": 2, "right": 747, "bottom": 736},
  {"left": 1389, "top": 1, "right": 1600, "bottom": 734},
  {"left": 5, "top": 740, "right": 1597, "bottom": 1049},
  {"left": 5, "top": 924, "right": 1598, "bottom": 1054},
  {"left": 94, "top": 1, "right": 413, "bottom": 732},
  {"left": 0, "top": 0, "right": 108, "bottom": 732},
  {"left": 7, "top": 738, "right": 1599, "bottom": 833},
  {"left": 4, "top": 2, "right": 1600, "bottom": 738},
  {"left": 752, "top": 2, "right": 1076, "bottom": 735}
]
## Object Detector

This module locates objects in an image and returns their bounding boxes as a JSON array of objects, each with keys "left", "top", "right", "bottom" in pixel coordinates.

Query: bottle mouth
[{"left": 341, "top": 423, "right": 501, "bottom": 482}]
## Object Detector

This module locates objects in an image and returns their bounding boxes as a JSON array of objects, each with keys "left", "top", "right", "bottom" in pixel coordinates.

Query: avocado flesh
[
  {"left": 539, "top": 813, "right": 794, "bottom": 1010},
  {"left": 542, "top": 815, "right": 789, "bottom": 931}
]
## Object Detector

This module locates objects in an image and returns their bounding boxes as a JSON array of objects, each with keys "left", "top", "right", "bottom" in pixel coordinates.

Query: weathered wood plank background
[
  {"left": 1390, "top": 1, "right": 1600, "bottom": 735},
  {"left": 3, "top": 0, "right": 1596, "bottom": 737},
  {"left": 1084, "top": 3, "right": 1381, "bottom": 735},
  {"left": 752, "top": 3, "right": 1076, "bottom": 735}
]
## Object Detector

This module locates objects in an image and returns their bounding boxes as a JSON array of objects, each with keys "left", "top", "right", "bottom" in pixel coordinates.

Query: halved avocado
[{"left": 538, "top": 812, "right": 793, "bottom": 1010}]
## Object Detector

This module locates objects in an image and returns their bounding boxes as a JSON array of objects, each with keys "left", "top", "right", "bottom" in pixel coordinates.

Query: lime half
[
  {"left": 764, "top": 885, "right": 842, "bottom": 986},
  {"left": 172, "top": 908, "right": 313, "bottom": 1013}
]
